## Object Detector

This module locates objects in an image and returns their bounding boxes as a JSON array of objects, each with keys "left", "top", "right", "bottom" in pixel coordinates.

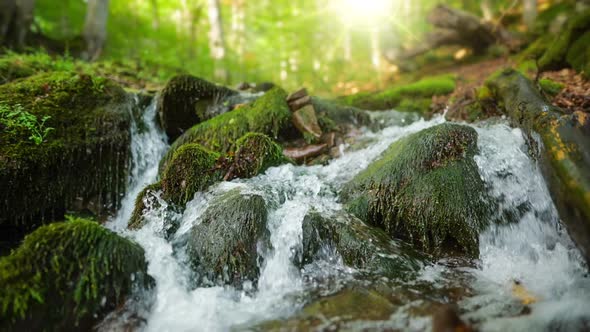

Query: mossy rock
[
  {"left": 0, "top": 218, "right": 152, "bottom": 331},
  {"left": 160, "top": 144, "right": 224, "bottom": 206},
  {"left": 539, "top": 78, "right": 565, "bottom": 97},
  {"left": 230, "top": 132, "right": 289, "bottom": 179},
  {"left": 157, "top": 75, "right": 237, "bottom": 142},
  {"left": 251, "top": 288, "right": 395, "bottom": 331},
  {"left": 485, "top": 68, "right": 590, "bottom": 262},
  {"left": 538, "top": 9, "right": 590, "bottom": 76},
  {"left": 185, "top": 189, "right": 268, "bottom": 287},
  {"left": 338, "top": 75, "right": 456, "bottom": 111},
  {"left": 160, "top": 86, "right": 292, "bottom": 171},
  {"left": 301, "top": 211, "right": 425, "bottom": 279},
  {"left": 0, "top": 72, "right": 131, "bottom": 239},
  {"left": 310, "top": 96, "right": 371, "bottom": 129},
  {"left": 342, "top": 123, "right": 493, "bottom": 258}
]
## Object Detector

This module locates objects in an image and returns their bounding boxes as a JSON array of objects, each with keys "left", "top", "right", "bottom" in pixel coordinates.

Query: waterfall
[{"left": 108, "top": 106, "right": 589, "bottom": 331}]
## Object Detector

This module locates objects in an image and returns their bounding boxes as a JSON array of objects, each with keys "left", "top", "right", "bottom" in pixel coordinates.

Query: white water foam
[{"left": 128, "top": 112, "right": 445, "bottom": 331}]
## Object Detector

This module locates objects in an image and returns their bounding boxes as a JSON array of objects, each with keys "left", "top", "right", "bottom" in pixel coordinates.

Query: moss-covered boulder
[
  {"left": 485, "top": 68, "right": 590, "bottom": 263},
  {"left": 186, "top": 189, "right": 268, "bottom": 287},
  {"left": 0, "top": 218, "right": 152, "bottom": 331},
  {"left": 0, "top": 72, "right": 131, "bottom": 238},
  {"left": 252, "top": 288, "right": 396, "bottom": 331},
  {"left": 342, "top": 123, "right": 492, "bottom": 257},
  {"left": 229, "top": 133, "right": 289, "bottom": 179},
  {"left": 157, "top": 75, "right": 237, "bottom": 142},
  {"left": 161, "top": 86, "right": 292, "bottom": 170},
  {"left": 337, "top": 75, "right": 456, "bottom": 111},
  {"left": 538, "top": 10, "right": 590, "bottom": 77},
  {"left": 160, "top": 144, "right": 224, "bottom": 206},
  {"left": 301, "top": 211, "right": 425, "bottom": 279}
]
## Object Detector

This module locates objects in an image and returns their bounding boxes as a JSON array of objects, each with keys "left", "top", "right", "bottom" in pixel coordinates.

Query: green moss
[
  {"left": 0, "top": 52, "right": 79, "bottom": 84},
  {"left": 161, "top": 144, "right": 223, "bottom": 206},
  {"left": 342, "top": 123, "right": 492, "bottom": 257},
  {"left": 539, "top": 78, "right": 565, "bottom": 96},
  {"left": 0, "top": 71, "right": 131, "bottom": 231},
  {"left": 160, "top": 86, "right": 291, "bottom": 170},
  {"left": 539, "top": 10, "right": 590, "bottom": 71},
  {"left": 231, "top": 133, "right": 288, "bottom": 178},
  {"left": 396, "top": 98, "right": 432, "bottom": 113},
  {"left": 339, "top": 75, "right": 456, "bottom": 111},
  {"left": 0, "top": 218, "right": 151, "bottom": 330}
]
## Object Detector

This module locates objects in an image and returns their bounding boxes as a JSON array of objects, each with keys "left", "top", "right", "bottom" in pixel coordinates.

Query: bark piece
[
  {"left": 284, "top": 144, "right": 327, "bottom": 162},
  {"left": 287, "top": 88, "right": 308, "bottom": 102},
  {"left": 288, "top": 95, "right": 312, "bottom": 112}
]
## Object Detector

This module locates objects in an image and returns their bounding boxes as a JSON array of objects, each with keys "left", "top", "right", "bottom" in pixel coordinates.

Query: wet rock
[
  {"left": 128, "top": 183, "right": 180, "bottom": 237},
  {"left": 0, "top": 72, "right": 132, "bottom": 241},
  {"left": 161, "top": 86, "right": 292, "bottom": 170},
  {"left": 288, "top": 95, "right": 312, "bottom": 112},
  {"left": 160, "top": 144, "right": 224, "bottom": 206},
  {"left": 225, "top": 132, "right": 288, "bottom": 180},
  {"left": 292, "top": 105, "right": 323, "bottom": 141},
  {"left": 301, "top": 211, "right": 425, "bottom": 279},
  {"left": 0, "top": 218, "right": 152, "bottom": 331},
  {"left": 186, "top": 189, "right": 268, "bottom": 288},
  {"left": 311, "top": 96, "right": 371, "bottom": 129},
  {"left": 252, "top": 288, "right": 395, "bottom": 331},
  {"left": 283, "top": 144, "right": 328, "bottom": 163},
  {"left": 157, "top": 75, "right": 237, "bottom": 142},
  {"left": 252, "top": 82, "right": 276, "bottom": 93},
  {"left": 486, "top": 68, "right": 590, "bottom": 262},
  {"left": 342, "top": 123, "right": 493, "bottom": 258}
]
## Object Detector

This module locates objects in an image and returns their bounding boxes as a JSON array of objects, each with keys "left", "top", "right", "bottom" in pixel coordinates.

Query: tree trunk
[
  {"left": 150, "top": 0, "right": 160, "bottom": 30},
  {"left": 486, "top": 69, "right": 590, "bottom": 264},
  {"left": 207, "top": 0, "right": 227, "bottom": 82},
  {"left": 523, "top": 0, "right": 537, "bottom": 31},
  {"left": 83, "top": 0, "right": 110, "bottom": 61},
  {"left": 481, "top": 0, "right": 493, "bottom": 21}
]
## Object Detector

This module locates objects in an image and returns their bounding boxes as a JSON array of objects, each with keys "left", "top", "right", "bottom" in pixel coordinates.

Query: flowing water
[{"left": 107, "top": 100, "right": 589, "bottom": 331}]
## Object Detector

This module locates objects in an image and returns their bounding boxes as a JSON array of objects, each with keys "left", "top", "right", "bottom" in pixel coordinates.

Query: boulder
[
  {"left": 160, "top": 86, "right": 292, "bottom": 170},
  {"left": 0, "top": 218, "right": 152, "bottom": 331},
  {"left": 160, "top": 144, "right": 223, "bottom": 206},
  {"left": 311, "top": 96, "right": 371, "bottom": 129},
  {"left": 226, "top": 132, "right": 288, "bottom": 180},
  {"left": 157, "top": 75, "right": 237, "bottom": 141},
  {"left": 0, "top": 72, "right": 132, "bottom": 242},
  {"left": 186, "top": 189, "right": 268, "bottom": 287},
  {"left": 342, "top": 123, "right": 493, "bottom": 257},
  {"left": 301, "top": 211, "right": 425, "bottom": 279}
]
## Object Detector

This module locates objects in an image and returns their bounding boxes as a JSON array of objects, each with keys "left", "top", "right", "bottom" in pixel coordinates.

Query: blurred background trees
[{"left": 0, "top": 0, "right": 587, "bottom": 94}]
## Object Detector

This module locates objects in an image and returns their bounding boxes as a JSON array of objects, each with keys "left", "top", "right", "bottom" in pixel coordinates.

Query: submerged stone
[
  {"left": 342, "top": 123, "right": 493, "bottom": 258},
  {"left": 301, "top": 211, "right": 425, "bottom": 279},
  {"left": 185, "top": 189, "right": 268, "bottom": 288},
  {"left": 157, "top": 75, "right": 237, "bottom": 142},
  {"left": 0, "top": 218, "right": 152, "bottom": 331},
  {"left": 0, "top": 72, "right": 131, "bottom": 241}
]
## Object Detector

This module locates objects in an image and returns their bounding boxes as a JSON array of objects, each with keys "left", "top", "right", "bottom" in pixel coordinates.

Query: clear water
[{"left": 109, "top": 103, "right": 589, "bottom": 331}]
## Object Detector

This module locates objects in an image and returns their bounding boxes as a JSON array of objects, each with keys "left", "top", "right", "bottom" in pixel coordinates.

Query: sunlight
[{"left": 335, "top": 0, "right": 393, "bottom": 26}]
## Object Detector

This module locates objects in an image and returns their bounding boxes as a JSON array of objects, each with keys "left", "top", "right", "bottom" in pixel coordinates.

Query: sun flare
[{"left": 335, "top": 0, "right": 393, "bottom": 26}]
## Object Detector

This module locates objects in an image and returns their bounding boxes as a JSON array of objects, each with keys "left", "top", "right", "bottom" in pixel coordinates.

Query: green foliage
[
  {"left": 0, "top": 218, "right": 150, "bottom": 330},
  {"left": 0, "top": 103, "right": 54, "bottom": 145}
]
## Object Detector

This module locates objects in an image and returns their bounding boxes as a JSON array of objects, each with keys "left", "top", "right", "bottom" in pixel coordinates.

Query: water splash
[{"left": 108, "top": 97, "right": 169, "bottom": 231}]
